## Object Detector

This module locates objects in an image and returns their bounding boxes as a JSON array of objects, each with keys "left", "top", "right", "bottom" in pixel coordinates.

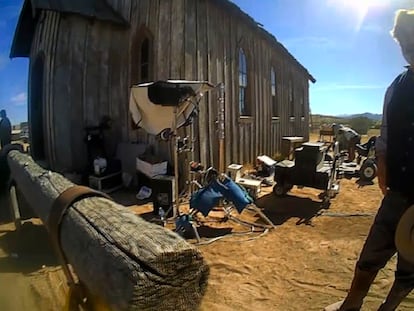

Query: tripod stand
[{"left": 129, "top": 80, "right": 275, "bottom": 242}]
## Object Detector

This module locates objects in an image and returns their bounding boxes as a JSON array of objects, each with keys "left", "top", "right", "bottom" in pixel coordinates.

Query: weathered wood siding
[
  {"left": 30, "top": 12, "right": 130, "bottom": 172},
  {"left": 30, "top": 0, "right": 311, "bottom": 172},
  {"left": 29, "top": 11, "right": 60, "bottom": 169}
]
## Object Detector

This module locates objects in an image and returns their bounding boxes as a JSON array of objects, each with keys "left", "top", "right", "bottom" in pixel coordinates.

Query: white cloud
[
  {"left": 282, "top": 36, "right": 345, "bottom": 51},
  {"left": 11, "top": 92, "right": 27, "bottom": 106}
]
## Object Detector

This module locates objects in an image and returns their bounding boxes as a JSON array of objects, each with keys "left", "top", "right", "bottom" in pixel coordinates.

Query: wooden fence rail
[{"left": 5, "top": 150, "right": 209, "bottom": 311}]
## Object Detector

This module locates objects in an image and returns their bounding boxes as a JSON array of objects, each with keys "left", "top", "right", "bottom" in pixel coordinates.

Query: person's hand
[{"left": 377, "top": 155, "right": 387, "bottom": 195}]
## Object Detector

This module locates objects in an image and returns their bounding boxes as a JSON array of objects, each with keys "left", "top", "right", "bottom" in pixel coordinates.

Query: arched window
[
  {"left": 301, "top": 88, "right": 306, "bottom": 117},
  {"left": 289, "top": 79, "right": 294, "bottom": 117},
  {"left": 238, "top": 48, "right": 249, "bottom": 115},
  {"left": 140, "top": 38, "right": 150, "bottom": 82},
  {"left": 271, "top": 67, "right": 278, "bottom": 116},
  {"left": 130, "top": 26, "right": 153, "bottom": 85}
]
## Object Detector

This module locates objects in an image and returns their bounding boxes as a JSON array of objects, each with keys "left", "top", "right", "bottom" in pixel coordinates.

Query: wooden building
[{"left": 11, "top": 0, "right": 315, "bottom": 174}]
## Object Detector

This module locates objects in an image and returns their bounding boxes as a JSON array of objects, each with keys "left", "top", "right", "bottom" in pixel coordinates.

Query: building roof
[
  {"left": 218, "top": 0, "right": 316, "bottom": 83},
  {"left": 10, "top": 0, "right": 128, "bottom": 58}
]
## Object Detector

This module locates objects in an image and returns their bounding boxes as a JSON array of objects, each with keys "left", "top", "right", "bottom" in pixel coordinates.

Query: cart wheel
[
  {"left": 360, "top": 160, "right": 377, "bottom": 181},
  {"left": 273, "top": 184, "right": 287, "bottom": 196},
  {"left": 284, "top": 183, "right": 293, "bottom": 192}
]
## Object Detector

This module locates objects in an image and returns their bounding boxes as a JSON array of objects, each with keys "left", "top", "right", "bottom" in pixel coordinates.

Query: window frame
[
  {"left": 139, "top": 37, "right": 151, "bottom": 82},
  {"left": 301, "top": 87, "right": 306, "bottom": 117},
  {"left": 130, "top": 26, "right": 154, "bottom": 86},
  {"left": 289, "top": 78, "right": 295, "bottom": 117},
  {"left": 238, "top": 48, "right": 250, "bottom": 116},
  {"left": 270, "top": 66, "right": 278, "bottom": 117}
]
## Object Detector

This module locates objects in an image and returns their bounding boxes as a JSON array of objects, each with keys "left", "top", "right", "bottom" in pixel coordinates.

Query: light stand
[{"left": 218, "top": 83, "right": 225, "bottom": 174}]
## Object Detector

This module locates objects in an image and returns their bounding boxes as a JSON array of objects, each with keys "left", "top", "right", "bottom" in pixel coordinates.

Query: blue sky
[
  {"left": 232, "top": 0, "right": 414, "bottom": 116},
  {"left": 0, "top": 0, "right": 413, "bottom": 124}
]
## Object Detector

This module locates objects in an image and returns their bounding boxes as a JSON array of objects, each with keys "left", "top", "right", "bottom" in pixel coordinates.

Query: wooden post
[
  {"left": 7, "top": 150, "right": 209, "bottom": 311},
  {"left": 9, "top": 184, "right": 22, "bottom": 230}
]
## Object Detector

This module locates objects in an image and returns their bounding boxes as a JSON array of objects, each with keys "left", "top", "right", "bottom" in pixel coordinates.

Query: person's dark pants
[{"left": 357, "top": 191, "right": 414, "bottom": 290}]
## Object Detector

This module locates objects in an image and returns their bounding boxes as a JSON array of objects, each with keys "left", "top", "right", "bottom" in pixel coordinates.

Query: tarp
[{"left": 129, "top": 80, "right": 214, "bottom": 136}]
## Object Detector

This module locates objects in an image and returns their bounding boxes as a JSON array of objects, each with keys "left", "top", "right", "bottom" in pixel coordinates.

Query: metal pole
[
  {"left": 218, "top": 83, "right": 225, "bottom": 174},
  {"left": 173, "top": 107, "right": 180, "bottom": 218},
  {"left": 188, "top": 110, "right": 196, "bottom": 196}
]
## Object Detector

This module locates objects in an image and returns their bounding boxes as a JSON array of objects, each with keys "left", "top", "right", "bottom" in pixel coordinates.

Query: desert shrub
[
  {"left": 371, "top": 120, "right": 382, "bottom": 129},
  {"left": 348, "top": 117, "right": 373, "bottom": 135}
]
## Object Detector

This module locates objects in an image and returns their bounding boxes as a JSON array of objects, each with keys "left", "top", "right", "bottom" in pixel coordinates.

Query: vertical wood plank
[
  {"left": 184, "top": 0, "right": 197, "bottom": 80},
  {"left": 42, "top": 12, "right": 52, "bottom": 166},
  {"left": 108, "top": 24, "right": 129, "bottom": 158},
  {"left": 224, "top": 11, "right": 232, "bottom": 166},
  {"left": 73, "top": 17, "right": 92, "bottom": 172},
  {"left": 197, "top": 0, "right": 209, "bottom": 166},
  {"left": 157, "top": 0, "right": 171, "bottom": 80},
  {"left": 254, "top": 36, "right": 260, "bottom": 159},
  {"left": 48, "top": 12, "right": 60, "bottom": 168},
  {"left": 230, "top": 16, "right": 239, "bottom": 164},
  {"left": 52, "top": 16, "right": 76, "bottom": 171},
  {"left": 170, "top": 0, "right": 184, "bottom": 78}
]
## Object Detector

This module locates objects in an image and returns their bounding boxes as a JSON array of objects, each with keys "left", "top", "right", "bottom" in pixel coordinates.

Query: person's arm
[
  {"left": 376, "top": 85, "right": 393, "bottom": 195},
  {"left": 376, "top": 153, "right": 387, "bottom": 195}
]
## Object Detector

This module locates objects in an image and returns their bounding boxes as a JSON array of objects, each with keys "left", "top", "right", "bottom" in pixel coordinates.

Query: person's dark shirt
[{"left": 386, "top": 68, "right": 414, "bottom": 198}]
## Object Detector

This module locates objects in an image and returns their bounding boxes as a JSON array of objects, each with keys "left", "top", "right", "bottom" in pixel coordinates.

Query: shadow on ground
[
  {"left": 138, "top": 211, "right": 234, "bottom": 239},
  {"left": 0, "top": 185, "right": 58, "bottom": 274},
  {"left": 0, "top": 186, "right": 36, "bottom": 224},
  {"left": 110, "top": 188, "right": 145, "bottom": 207},
  {"left": 0, "top": 222, "right": 59, "bottom": 274},
  {"left": 356, "top": 178, "right": 374, "bottom": 188},
  {"left": 255, "top": 193, "right": 326, "bottom": 226}
]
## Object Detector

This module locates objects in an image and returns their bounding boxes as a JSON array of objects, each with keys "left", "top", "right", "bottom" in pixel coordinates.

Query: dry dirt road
[
  {"left": 1, "top": 177, "right": 413, "bottom": 311},
  {"left": 1, "top": 132, "right": 413, "bottom": 310}
]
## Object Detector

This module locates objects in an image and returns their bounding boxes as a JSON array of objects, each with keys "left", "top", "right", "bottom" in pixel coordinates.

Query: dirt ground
[{"left": 1, "top": 132, "right": 413, "bottom": 311}]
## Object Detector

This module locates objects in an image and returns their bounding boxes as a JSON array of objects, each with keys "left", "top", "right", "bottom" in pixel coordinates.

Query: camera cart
[
  {"left": 272, "top": 142, "right": 342, "bottom": 204},
  {"left": 339, "top": 136, "right": 378, "bottom": 182}
]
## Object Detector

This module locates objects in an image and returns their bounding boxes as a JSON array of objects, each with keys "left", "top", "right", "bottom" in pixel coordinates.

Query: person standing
[
  {"left": 0, "top": 109, "right": 11, "bottom": 149},
  {"left": 325, "top": 9, "right": 414, "bottom": 311},
  {"left": 332, "top": 123, "right": 361, "bottom": 162}
]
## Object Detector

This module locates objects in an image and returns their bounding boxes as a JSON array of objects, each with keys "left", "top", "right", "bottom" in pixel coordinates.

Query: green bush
[{"left": 348, "top": 117, "right": 374, "bottom": 135}]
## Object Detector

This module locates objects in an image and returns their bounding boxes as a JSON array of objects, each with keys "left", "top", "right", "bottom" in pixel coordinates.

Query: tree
[
  {"left": 372, "top": 120, "right": 382, "bottom": 130},
  {"left": 348, "top": 117, "right": 373, "bottom": 135}
]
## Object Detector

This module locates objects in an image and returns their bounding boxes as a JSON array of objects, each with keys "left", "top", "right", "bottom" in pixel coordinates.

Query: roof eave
[
  {"left": 9, "top": 0, "right": 34, "bottom": 58},
  {"left": 10, "top": 0, "right": 129, "bottom": 59}
]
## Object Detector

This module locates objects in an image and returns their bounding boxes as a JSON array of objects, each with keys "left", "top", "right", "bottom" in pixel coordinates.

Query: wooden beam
[{"left": 6, "top": 150, "right": 209, "bottom": 310}]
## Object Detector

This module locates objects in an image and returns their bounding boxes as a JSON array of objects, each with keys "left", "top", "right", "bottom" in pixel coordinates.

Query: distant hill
[
  {"left": 336, "top": 112, "right": 382, "bottom": 121},
  {"left": 310, "top": 115, "right": 346, "bottom": 128},
  {"left": 310, "top": 112, "right": 382, "bottom": 134}
]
